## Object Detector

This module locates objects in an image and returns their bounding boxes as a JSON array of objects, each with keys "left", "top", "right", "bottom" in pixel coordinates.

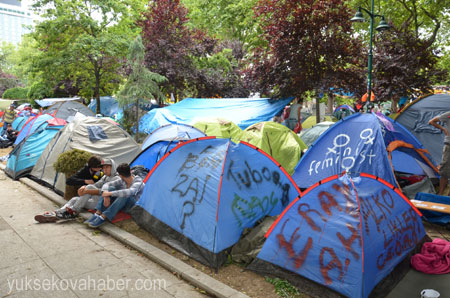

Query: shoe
[
  {"left": 34, "top": 211, "right": 58, "bottom": 223},
  {"left": 88, "top": 215, "right": 105, "bottom": 228},
  {"left": 84, "top": 214, "right": 99, "bottom": 225},
  {"left": 56, "top": 210, "right": 77, "bottom": 220}
]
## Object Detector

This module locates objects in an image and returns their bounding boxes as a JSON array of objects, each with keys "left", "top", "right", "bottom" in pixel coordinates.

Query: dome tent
[
  {"left": 240, "top": 121, "right": 307, "bottom": 175},
  {"left": 31, "top": 117, "right": 141, "bottom": 194},
  {"left": 193, "top": 117, "right": 243, "bottom": 143}
]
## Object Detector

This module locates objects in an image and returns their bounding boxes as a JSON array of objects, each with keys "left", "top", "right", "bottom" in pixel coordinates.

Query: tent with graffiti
[
  {"left": 239, "top": 121, "right": 307, "bottom": 175},
  {"left": 30, "top": 117, "right": 140, "bottom": 194},
  {"left": 5, "top": 124, "right": 65, "bottom": 179},
  {"left": 250, "top": 173, "right": 426, "bottom": 298},
  {"left": 138, "top": 97, "right": 293, "bottom": 134},
  {"left": 45, "top": 100, "right": 95, "bottom": 121},
  {"left": 132, "top": 123, "right": 206, "bottom": 170},
  {"left": 193, "top": 118, "right": 243, "bottom": 144},
  {"left": 292, "top": 113, "right": 438, "bottom": 190},
  {"left": 131, "top": 137, "right": 301, "bottom": 268},
  {"left": 393, "top": 93, "right": 450, "bottom": 163}
]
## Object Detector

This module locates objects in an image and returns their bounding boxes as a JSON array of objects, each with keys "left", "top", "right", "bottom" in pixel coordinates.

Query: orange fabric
[
  {"left": 361, "top": 91, "right": 375, "bottom": 102},
  {"left": 386, "top": 140, "right": 439, "bottom": 174}
]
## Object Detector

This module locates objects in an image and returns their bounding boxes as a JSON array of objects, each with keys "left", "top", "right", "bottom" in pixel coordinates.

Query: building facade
[{"left": 0, "top": 0, "right": 33, "bottom": 44}]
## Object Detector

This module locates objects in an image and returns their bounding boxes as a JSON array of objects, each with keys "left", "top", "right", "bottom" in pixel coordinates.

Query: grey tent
[
  {"left": 299, "top": 121, "right": 335, "bottom": 147},
  {"left": 394, "top": 93, "right": 450, "bottom": 163},
  {"left": 46, "top": 100, "right": 95, "bottom": 121},
  {"left": 31, "top": 117, "right": 141, "bottom": 194}
]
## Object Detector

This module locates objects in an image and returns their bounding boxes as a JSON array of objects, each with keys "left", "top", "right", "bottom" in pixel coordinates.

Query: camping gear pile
[{"left": 2, "top": 96, "right": 444, "bottom": 298}]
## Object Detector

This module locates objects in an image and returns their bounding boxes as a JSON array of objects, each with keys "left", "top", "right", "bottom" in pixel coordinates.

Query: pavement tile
[
  {"left": 42, "top": 247, "right": 122, "bottom": 279},
  {"left": 165, "top": 282, "right": 206, "bottom": 298},
  {"left": 0, "top": 216, "right": 11, "bottom": 231},
  {"left": 0, "top": 259, "right": 48, "bottom": 296},
  {"left": 0, "top": 230, "right": 40, "bottom": 270}
]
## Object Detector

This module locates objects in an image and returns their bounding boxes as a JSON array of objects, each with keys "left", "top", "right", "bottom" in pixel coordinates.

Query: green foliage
[
  {"left": 265, "top": 276, "right": 302, "bottom": 298},
  {"left": 29, "top": 0, "right": 145, "bottom": 113},
  {"left": 27, "top": 81, "right": 53, "bottom": 100},
  {"left": 53, "top": 149, "right": 92, "bottom": 175},
  {"left": 2, "top": 86, "right": 29, "bottom": 99}
]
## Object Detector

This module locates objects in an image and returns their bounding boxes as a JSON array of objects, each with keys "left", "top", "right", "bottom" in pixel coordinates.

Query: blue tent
[
  {"left": 88, "top": 96, "right": 120, "bottom": 118},
  {"left": 15, "top": 114, "right": 55, "bottom": 145},
  {"left": 141, "top": 123, "right": 205, "bottom": 150},
  {"left": 131, "top": 137, "right": 301, "bottom": 268},
  {"left": 131, "top": 141, "right": 178, "bottom": 171},
  {"left": 251, "top": 173, "right": 425, "bottom": 298},
  {"left": 293, "top": 113, "right": 438, "bottom": 190},
  {"left": 6, "top": 125, "right": 64, "bottom": 179},
  {"left": 139, "top": 97, "right": 293, "bottom": 134},
  {"left": 12, "top": 116, "right": 28, "bottom": 131},
  {"left": 414, "top": 192, "right": 450, "bottom": 225}
]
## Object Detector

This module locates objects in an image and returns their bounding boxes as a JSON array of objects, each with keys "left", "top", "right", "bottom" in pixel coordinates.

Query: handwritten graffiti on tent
[
  {"left": 293, "top": 113, "right": 438, "bottom": 190},
  {"left": 250, "top": 173, "right": 426, "bottom": 298},
  {"left": 131, "top": 137, "right": 301, "bottom": 268},
  {"left": 293, "top": 113, "right": 397, "bottom": 189}
]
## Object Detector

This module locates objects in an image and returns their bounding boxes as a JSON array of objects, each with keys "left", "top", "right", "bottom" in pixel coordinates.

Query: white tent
[{"left": 31, "top": 117, "right": 141, "bottom": 194}]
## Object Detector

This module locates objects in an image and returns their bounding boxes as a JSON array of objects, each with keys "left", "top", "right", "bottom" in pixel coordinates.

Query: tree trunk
[
  {"left": 327, "top": 93, "right": 334, "bottom": 114},
  {"left": 135, "top": 98, "right": 139, "bottom": 142},
  {"left": 94, "top": 65, "right": 101, "bottom": 115},
  {"left": 316, "top": 96, "right": 321, "bottom": 124}
]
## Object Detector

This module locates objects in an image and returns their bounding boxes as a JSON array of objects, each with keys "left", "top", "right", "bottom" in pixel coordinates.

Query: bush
[
  {"left": 2, "top": 86, "right": 29, "bottom": 99},
  {"left": 53, "top": 149, "right": 92, "bottom": 176}
]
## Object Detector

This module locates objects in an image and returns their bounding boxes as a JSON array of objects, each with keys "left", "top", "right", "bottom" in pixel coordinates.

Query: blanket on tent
[{"left": 411, "top": 238, "right": 450, "bottom": 274}]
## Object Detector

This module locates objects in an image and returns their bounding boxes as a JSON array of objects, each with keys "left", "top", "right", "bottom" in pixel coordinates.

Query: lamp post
[{"left": 351, "top": 1, "right": 390, "bottom": 110}]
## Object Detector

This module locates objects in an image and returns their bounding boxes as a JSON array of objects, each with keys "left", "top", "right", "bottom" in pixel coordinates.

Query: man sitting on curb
[
  {"left": 66, "top": 155, "right": 104, "bottom": 191},
  {"left": 34, "top": 158, "right": 119, "bottom": 223},
  {"left": 86, "top": 163, "right": 144, "bottom": 228}
]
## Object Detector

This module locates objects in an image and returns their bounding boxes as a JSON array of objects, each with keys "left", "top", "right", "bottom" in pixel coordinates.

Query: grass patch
[{"left": 265, "top": 276, "right": 302, "bottom": 298}]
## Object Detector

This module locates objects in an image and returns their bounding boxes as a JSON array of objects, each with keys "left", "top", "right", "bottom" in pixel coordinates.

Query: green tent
[
  {"left": 193, "top": 118, "right": 243, "bottom": 143},
  {"left": 301, "top": 115, "right": 336, "bottom": 129},
  {"left": 240, "top": 122, "right": 307, "bottom": 175}
]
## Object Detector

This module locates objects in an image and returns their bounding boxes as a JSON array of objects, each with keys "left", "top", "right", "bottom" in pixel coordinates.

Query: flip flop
[{"left": 34, "top": 211, "right": 58, "bottom": 223}]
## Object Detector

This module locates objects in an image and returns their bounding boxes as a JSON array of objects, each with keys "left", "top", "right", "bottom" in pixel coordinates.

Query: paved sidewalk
[{"left": 0, "top": 170, "right": 206, "bottom": 297}]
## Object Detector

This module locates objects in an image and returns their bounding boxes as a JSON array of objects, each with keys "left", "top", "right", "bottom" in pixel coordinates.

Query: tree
[
  {"left": 246, "top": 0, "right": 364, "bottom": 101},
  {"left": 117, "top": 35, "right": 167, "bottom": 140},
  {"left": 139, "top": 0, "right": 248, "bottom": 99},
  {"left": 372, "top": 22, "right": 447, "bottom": 102},
  {"left": 30, "top": 0, "right": 144, "bottom": 113}
]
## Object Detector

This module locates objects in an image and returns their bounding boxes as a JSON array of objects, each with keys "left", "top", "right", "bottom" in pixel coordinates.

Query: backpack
[{"left": 131, "top": 165, "right": 150, "bottom": 180}]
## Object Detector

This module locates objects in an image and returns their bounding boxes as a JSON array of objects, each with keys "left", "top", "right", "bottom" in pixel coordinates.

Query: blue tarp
[
  {"left": 134, "top": 137, "right": 301, "bottom": 266},
  {"left": 88, "top": 96, "right": 120, "bottom": 118},
  {"left": 415, "top": 192, "right": 450, "bottom": 224},
  {"left": 255, "top": 173, "right": 425, "bottom": 298},
  {"left": 139, "top": 97, "right": 293, "bottom": 134}
]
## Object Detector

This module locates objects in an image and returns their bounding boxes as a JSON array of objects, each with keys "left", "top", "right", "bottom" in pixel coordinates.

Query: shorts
[{"left": 439, "top": 144, "right": 450, "bottom": 178}]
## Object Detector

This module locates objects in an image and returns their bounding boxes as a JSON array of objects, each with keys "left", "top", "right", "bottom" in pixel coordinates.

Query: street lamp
[{"left": 351, "top": 1, "right": 390, "bottom": 111}]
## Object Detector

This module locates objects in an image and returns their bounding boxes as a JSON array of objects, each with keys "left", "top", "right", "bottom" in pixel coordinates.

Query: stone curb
[{"left": 0, "top": 164, "right": 249, "bottom": 298}]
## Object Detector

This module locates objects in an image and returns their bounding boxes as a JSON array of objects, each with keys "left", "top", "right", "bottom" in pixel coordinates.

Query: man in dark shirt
[
  {"left": 66, "top": 155, "right": 103, "bottom": 189},
  {"left": 5, "top": 124, "right": 18, "bottom": 142}
]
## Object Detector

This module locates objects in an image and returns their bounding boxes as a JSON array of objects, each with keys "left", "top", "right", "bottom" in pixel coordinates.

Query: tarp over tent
[
  {"left": 240, "top": 121, "right": 307, "bottom": 175},
  {"left": 393, "top": 93, "right": 450, "bottom": 163},
  {"left": 251, "top": 173, "right": 425, "bottom": 298},
  {"left": 139, "top": 97, "right": 293, "bottom": 134},
  {"left": 141, "top": 123, "right": 205, "bottom": 150},
  {"left": 131, "top": 137, "right": 301, "bottom": 268},
  {"left": 30, "top": 117, "right": 141, "bottom": 194},
  {"left": 293, "top": 113, "right": 438, "bottom": 190},
  {"left": 193, "top": 118, "right": 243, "bottom": 144},
  {"left": 45, "top": 100, "right": 95, "bottom": 121},
  {"left": 6, "top": 125, "right": 64, "bottom": 179},
  {"left": 88, "top": 96, "right": 120, "bottom": 118}
]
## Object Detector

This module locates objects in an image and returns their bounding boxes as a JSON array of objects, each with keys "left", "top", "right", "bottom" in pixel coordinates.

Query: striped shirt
[{"left": 102, "top": 175, "right": 144, "bottom": 199}]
